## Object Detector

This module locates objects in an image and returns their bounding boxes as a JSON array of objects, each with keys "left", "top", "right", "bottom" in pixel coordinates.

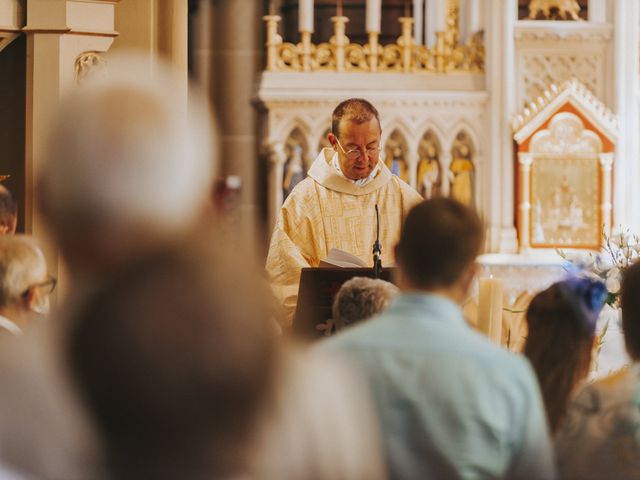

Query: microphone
[{"left": 373, "top": 204, "right": 382, "bottom": 279}]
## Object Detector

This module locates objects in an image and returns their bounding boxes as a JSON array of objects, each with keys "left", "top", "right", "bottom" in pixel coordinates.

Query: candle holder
[
  {"left": 367, "top": 31, "right": 379, "bottom": 71},
  {"left": 435, "top": 31, "right": 446, "bottom": 73},
  {"left": 398, "top": 17, "right": 414, "bottom": 73},
  {"left": 263, "top": 15, "right": 283, "bottom": 71},
  {"left": 260, "top": 0, "right": 483, "bottom": 74},
  {"left": 330, "top": 15, "right": 349, "bottom": 72},
  {"left": 299, "top": 30, "right": 313, "bottom": 72}
]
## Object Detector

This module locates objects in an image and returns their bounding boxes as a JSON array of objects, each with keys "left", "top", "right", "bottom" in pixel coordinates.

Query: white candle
[
  {"left": 477, "top": 277, "right": 503, "bottom": 345},
  {"left": 366, "top": 0, "right": 382, "bottom": 33},
  {"left": 299, "top": 0, "right": 314, "bottom": 33},
  {"left": 435, "top": 0, "right": 448, "bottom": 32},
  {"left": 467, "top": 0, "right": 483, "bottom": 36}
]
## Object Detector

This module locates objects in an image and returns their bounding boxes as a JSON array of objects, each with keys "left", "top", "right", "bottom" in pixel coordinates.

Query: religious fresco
[
  {"left": 530, "top": 157, "right": 599, "bottom": 248},
  {"left": 416, "top": 131, "right": 441, "bottom": 199},
  {"left": 449, "top": 131, "right": 475, "bottom": 207},
  {"left": 283, "top": 127, "right": 309, "bottom": 199},
  {"left": 384, "top": 130, "right": 409, "bottom": 183}
]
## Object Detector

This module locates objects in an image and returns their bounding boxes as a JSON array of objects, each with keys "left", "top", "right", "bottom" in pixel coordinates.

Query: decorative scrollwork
[
  {"left": 380, "top": 45, "right": 403, "bottom": 71},
  {"left": 345, "top": 44, "right": 368, "bottom": 71},
  {"left": 74, "top": 51, "right": 105, "bottom": 84},
  {"left": 313, "top": 43, "right": 335, "bottom": 70}
]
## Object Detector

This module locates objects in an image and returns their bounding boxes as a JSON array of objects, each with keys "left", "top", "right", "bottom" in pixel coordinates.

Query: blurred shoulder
[{"left": 389, "top": 176, "right": 422, "bottom": 203}]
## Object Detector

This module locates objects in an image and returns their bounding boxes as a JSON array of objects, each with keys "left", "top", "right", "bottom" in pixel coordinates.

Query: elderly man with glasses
[
  {"left": 267, "top": 98, "right": 421, "bottom": 326},
  {"left": 0, "top": 235, "right": 55, "bottom": 336}
]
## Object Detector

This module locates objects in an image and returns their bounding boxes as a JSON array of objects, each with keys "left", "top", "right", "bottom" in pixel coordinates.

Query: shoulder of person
[
  {"left": 389, "top": 175, "right": 422, "bottom": 200},
  {"left": 279, "top": 178, "right": 319, "bottom": 216}
]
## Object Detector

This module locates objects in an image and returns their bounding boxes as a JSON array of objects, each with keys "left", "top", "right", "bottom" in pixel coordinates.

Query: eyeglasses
[
  {"left": 336, "top": 139, "right": 382, "bottom": 161},
  {"left": 22, "top": 275, "right": 57, "bottom": 297}
]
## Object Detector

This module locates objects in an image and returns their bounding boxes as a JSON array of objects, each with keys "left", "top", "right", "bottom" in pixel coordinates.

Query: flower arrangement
[{"left": 557, "top": 229, "right": 640, "bottom": 308}]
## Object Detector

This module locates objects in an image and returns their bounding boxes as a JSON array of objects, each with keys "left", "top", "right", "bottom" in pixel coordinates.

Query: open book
[{"left": 319, "top": 248, "right": 367, "bottom": 268}]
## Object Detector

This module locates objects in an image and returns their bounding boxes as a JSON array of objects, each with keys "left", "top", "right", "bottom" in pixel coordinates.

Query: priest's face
[{"left": 330, "top": 117, "right": 382, "bottom": 180}]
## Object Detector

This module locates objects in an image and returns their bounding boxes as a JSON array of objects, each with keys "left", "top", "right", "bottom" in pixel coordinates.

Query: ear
[
  {"left": 21, "top": 287, "right": 35, "bottom": 309},
  {"left": 0, "top": 224, "right": 7, "bottom": 234},
  {"left": 327, "top": 132, "right": 338, "bottom": 149},
  {"left": 460, "top": 261, "right": 478, "bottom": 296}
]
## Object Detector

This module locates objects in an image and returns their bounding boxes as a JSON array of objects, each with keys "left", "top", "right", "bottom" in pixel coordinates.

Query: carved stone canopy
[{"left": 512, "top": 78, "right": 618, "bottom": 150}]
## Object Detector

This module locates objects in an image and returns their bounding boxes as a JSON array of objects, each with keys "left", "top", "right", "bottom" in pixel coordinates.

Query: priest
[{"left": 266, "top": 98, "right": 422, "bottom": 326}]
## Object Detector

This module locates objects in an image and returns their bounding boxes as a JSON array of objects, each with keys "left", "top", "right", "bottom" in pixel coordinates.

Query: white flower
[
  {"left": 617, "top": 232, "right": 631, "bottom": 248},
  {"left": 594, "top": 254, "right": 615, "bottom": 274},
  {"left": 605, "top": 267, "right": 621, "bottom": 294}
]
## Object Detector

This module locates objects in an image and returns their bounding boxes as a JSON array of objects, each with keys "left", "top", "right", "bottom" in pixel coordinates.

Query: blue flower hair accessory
[{"left": 556, "top": 276, "right": 607, "bottom": 334}]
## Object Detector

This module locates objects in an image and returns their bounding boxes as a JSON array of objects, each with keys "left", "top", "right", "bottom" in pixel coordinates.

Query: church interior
[{"left": 2, "top": 0, "right": 640, "bottom": 478}]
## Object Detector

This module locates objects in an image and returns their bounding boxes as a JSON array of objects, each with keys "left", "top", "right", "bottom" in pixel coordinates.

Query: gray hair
[
  {"left": 38, "top": 53, "right": 216, "bottom": 245},
  {"left": 332, "top": 277, "right": 399, "bottom": 330},
  {"left": 0, "top": 235, "right": 46, "bottom": 308}
]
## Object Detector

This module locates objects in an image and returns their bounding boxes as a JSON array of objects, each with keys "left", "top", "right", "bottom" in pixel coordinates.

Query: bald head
[{"left": 38, "top": 54, "right": 216, "bottom": 275}]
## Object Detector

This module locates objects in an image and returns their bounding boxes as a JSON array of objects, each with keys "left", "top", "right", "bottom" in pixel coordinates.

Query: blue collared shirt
[{"left": 322, "top": 293, "right": 556, "bottom": 480}]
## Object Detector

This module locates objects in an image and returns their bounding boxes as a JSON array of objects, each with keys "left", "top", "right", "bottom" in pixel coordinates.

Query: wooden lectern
[{"left": 292, "top": 267, "right": 396, "bottom": 339}]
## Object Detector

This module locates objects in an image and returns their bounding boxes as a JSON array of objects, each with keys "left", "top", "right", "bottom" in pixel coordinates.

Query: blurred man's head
[
  {"left": 332, "top": 277, "right": 399, "bottom": 330},
  {"left": 621, "top": 262, "right": 640, "bottom": 360},
  {"left": 0, "top": 235, "right": 54, "bottom": 330},
  {"left": 395, "top": 198, "right": 484, "bottom": 303},
  {"left": 0, "top": 185, "right": 17, "bottom": 235},
  {"left": 38, "top": 54, "right": 216, "bottom": 277},
  {"left": 67, "top": 235, "right": 277, "bottom": 478}
]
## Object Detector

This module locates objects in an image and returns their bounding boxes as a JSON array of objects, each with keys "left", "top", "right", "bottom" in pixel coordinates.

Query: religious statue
[
  {"left": 449, "top": 140, "right": 474, "bottom": 206},
  {"left": 528, "top": 0, "right": 581, "bottom": 21},
  {"left": 283, "top": 145, "right": 306, "bottom": 199},
  {"left": 417, "top": 138, "right": 440, "bottom": 199},
  {"left": 384, "top": 141, "right": 409, "bottom": 183}
]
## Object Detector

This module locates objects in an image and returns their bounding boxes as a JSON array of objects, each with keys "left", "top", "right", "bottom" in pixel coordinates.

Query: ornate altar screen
[
  {"left": 513, "top": 80, "right": 616, "bottom": 251},
  {"left": 529, "top": 113, "right": 601, "bottom": 248}
]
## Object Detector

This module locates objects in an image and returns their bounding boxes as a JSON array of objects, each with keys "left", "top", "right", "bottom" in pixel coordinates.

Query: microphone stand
[{"left": 373, "top": 204, "right": 382, "bottom": 279}]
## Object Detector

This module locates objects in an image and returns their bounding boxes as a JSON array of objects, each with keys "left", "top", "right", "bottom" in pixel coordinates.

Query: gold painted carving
[
  {"left": 74, "top": 51, "right": 105, "bottom": 84},
  {"left": 528, "top": 0, "right": 582, "bottom": 21},
  {"left": 263, "top": 0, "right": 483, "bottom": 73}
]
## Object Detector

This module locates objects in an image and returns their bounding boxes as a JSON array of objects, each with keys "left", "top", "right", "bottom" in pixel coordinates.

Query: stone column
[
  {"left": 24, "top": 0, "right": 117, "bottom": 287},
  {"left": 484, "top": 0, "right": 518, "bottom": 253},
  {"left": 517, "top": 153, "right": 532, "bottom": 251},
  {"left": 111, "top": 0, "right": 188, "bottom": 103},
  {"left": 588, "top": 0, "right": 607, "bottom": 23},
  {"left": 613, "top": 0, "right": 640, "bottom": 233},
  {"left": 266, "top": 142, "right": 286, "bottom": 233},
  {"left": 439, "top": 151, "right": 451, "bottom": 197},
  {"left": 208, "top": 0, "right": 263, "bottom": 244}
]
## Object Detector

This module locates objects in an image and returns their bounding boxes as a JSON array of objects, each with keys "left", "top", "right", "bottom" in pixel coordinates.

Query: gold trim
[{"left": 263, "top": 0, "right": 483, "bottom": 74}]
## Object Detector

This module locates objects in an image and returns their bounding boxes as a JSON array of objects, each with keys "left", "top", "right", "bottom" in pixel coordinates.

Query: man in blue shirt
[{"left": 322, "top": 198, "right": 556, "bottom": 479}]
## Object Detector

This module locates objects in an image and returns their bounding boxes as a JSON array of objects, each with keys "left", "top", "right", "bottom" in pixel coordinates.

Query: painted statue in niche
[
  {"left": 417, "top": 133, "right": 441, "bottom": 199},
  {"left": 384, "top": 131, "right": 409, "bottom": 183},
  {"left": 449, "top": 133, "right": 475, "bottom": 206},
  {"left": 283, "top": 145, "right": 305, "bottom": 199},
  {"left": 282, "top": 128, "right": 308, "bottom": 199}
]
